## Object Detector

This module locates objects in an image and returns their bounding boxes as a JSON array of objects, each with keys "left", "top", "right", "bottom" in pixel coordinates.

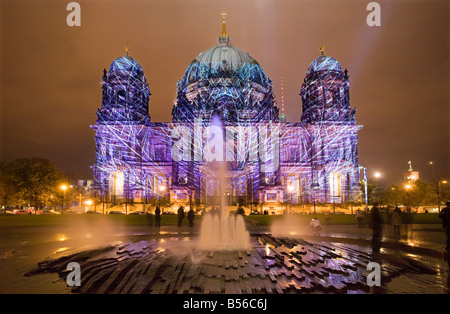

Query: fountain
[{"left": 197, "top": 116, "right": 251, "bottom": 251}]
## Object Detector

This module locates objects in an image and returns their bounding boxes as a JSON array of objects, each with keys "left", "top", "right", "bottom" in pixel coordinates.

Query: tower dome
[
  {"left": 97, "top": 48, "right": 151, "bottom": 125},
  {"left": 306, "top": 55, "right": 342, "bottom": 74},
  {"left": 108, "top": 55, "right": 145, "bottom": 80},
  {"left": 300, "top": 46, "right": 355, "bottom": 125}
]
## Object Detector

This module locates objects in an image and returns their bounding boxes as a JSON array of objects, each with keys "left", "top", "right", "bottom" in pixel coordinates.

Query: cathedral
[{"left": 91, "top": 16, "right": 362, "bottom": 212}]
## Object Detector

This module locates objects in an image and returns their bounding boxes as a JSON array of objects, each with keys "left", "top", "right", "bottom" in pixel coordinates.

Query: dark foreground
[
  {"left": 24, "top": 233, "right": 446, "bottom": 294},
  {"left": 0, "top": 214, "right": 449, "bottom": 294}
]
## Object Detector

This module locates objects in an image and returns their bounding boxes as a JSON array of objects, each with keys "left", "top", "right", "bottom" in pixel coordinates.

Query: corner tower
[
  {"left": 91, "top": 49, "right": 152, "bottom": 205},
  {"left": 299, "top": 46, "right": 362, "bottom": 205}
]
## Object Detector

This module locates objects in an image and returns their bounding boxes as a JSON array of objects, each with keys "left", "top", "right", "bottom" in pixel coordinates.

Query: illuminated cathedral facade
[{"left": 91, "top": 17, "right": 362, "bottom": 211}]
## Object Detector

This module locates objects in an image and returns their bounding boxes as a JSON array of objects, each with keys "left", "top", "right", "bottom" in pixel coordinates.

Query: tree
[
  {"left": 405, "top": 180, "right": 436, "bottom": 209},
  {"left": 7, "top": 158, "right": 66, "bottom": 211},
  {"left": 0, "top": 161, "right": 18, "bottom": 211},
  {"left": 384, "top": 185, "right": 403, "bottom": 208}
]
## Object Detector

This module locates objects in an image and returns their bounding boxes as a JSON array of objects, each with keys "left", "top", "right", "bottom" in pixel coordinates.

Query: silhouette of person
[
  {"left": 310, "top": 218, "right": 322, "bottom": 234},
  {"left": 438, "top": 201, "right": 450, "bottom": 253},
  {"left": 177, "top": 206, "right": 185, "bottom": 227},
  {"left": 392, "top": 207, "right": 402, "bottom": 237},
  {"left": 146, "top": 211, "right": 154, "bottom": 228},
  {"left": 236, "top": 205, "right": 245, "bottom": 216},
  {"left": 187, "top": 208, "right": 195, "bottom": 227},
  {"left": 154, "top": 206, "right": 161, "bottom": 229},
  {"left": 356, "top": 208, "right": 365, "bottom": 228},
  {"left": 371, "top": 205, "right": 382, "bottom": 254}
]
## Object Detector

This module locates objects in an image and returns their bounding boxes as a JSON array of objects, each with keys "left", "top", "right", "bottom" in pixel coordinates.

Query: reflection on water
[
  {"left": 55, "top": 247, "right": 70, "bottom": 254},
  {"left": 56, "top": 233, "right": 68, "bottom": 242}
]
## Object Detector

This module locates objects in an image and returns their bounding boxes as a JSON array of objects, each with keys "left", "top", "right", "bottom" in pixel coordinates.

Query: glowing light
[{"left": 56, "top": 233, "right": 68, "bottom": 242}]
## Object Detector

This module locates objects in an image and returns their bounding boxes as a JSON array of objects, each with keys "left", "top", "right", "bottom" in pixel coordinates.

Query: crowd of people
[{"left": 142, "top": 201, "right": 450, "bottom": 254}]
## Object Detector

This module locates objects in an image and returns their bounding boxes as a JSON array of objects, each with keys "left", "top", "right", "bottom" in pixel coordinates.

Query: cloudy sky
[{"left": 0, "top": 0, "right": 448, "bottom": 185}]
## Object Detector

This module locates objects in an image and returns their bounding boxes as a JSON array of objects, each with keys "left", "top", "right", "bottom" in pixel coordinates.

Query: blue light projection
[{"left": 91, "top": 21, "right": 362, "bottom": 210}]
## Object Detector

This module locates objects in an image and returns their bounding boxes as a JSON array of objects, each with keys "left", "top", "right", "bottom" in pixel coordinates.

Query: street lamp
[
  {"left": 405, "top": 183, "right": 412, "bottom": 212},
  {"left": 374, "top": 172, "right": 383, "bottom": 209},
  {"left": 60, "top": 184, "right": 67, "bottom": 214},
  {"left": 159, "top": 184, "right": 166, "bottom": 206},
  {"left": 437, "top": 179, "right": 448, "bottom": 211},
  {"left": 429, "top": 161, "right": 435, "bottom": 182},
  {"left": 287, "top": 184, "right": 294, "bottom": 213}
]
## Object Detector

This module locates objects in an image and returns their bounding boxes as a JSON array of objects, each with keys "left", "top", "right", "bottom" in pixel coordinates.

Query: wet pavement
[{"left": 0, "top": 221, "right": 448, "bottom": 294}]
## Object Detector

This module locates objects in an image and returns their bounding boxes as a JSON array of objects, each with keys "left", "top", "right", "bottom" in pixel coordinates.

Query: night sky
[{"left": 0, "top": 0, "right": 448, "bottom": 185}]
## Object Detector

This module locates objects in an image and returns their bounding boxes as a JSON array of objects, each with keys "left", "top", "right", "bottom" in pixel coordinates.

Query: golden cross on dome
[
  {"left": 125, "top": 42, "right": 130, "bottom": 57},
  {"left": 221, "top": 11, "right": 227, "bottom": 23},
  {"left": 320, "top": 42, "right": 325, "bottom": 56},
  {"left": 221, "top": 11, "right": 228, "bottom": 36}
]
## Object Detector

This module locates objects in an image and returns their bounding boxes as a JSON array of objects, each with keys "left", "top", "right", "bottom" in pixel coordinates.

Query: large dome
[
  {"left": 181, "top": 45, "right": 268, "bottom": 88},
  {"left": 306, "top": 55, "right": 342, "bottom": 75},
  {"left": 172, "top": 14, "right": 279, "bottom": 123}
]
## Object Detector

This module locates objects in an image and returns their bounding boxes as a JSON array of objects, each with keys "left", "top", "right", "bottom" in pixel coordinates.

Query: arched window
[{"left": 117, "top": 89, "right": 126, "bottom": 103}]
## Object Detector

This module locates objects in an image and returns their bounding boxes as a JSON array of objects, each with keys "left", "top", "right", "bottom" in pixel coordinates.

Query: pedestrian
[
  {"left": 236, "top": 204, "right": 245, "bottom": 216},
  {"left": 392, "top": 207, "right": 402, "bottom": 237},
  {"left": 310, "top": 218, "right": 322, "bottom": 234},
  {"left": 371, "top": 205, "right": 382, "bottom": 254},
  {"left": 177, "top": 206, "right": 185, "bottom": 227},
  {"left": 438, "top": 201, "right": 450, "bottom": 253},
  {"left": 356, "top": 208, "right": 365, "bottom": 228},
  {"left": 154, "top": 206, "right": 161, "bottom": 229},
  {"left": 187, "top": 207, "right": 195, "bottom": 227},
  {"left": 146, "top": 211, "right": 154, "bottom": 228}
]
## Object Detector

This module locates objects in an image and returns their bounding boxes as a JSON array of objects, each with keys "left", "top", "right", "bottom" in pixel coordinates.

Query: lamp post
[
  {"left": 437, "top": 180, "right": 448, "bottom": 211},
  {"left": 159, "top": 184, "right": 166, "bottom": 206},
  {"left": 405, "top": 184, "right": 412, "bottom": 213},
  {"left": 311, "top": 183, "right": 319, "bottom": 214},
  {"left": 287, "top": 184, "right": 294, "bottom": 213},
  {"left": 60, "top": 184, "right": 67, "bottom": 214},
  {"left": 429, "top": 161, "right": 436, "bottom": 183},
  {"left": 359, "top": 166, "right": 368, "bottom": 212},
  {"left": 374, "top": 172, "right": 382, "bottom": 209}
]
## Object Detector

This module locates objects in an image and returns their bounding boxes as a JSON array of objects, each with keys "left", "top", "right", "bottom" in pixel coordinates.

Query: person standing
[
  {"left": 438, "top": 202, "right": 450, "bottom": 253},
  {"left": 154, "top": 206, "right": 161, "bottom": 230},
  {"left": 187, "top": 208, "right": 195, "bottom": 227},
  {"left": 392, "top": 207, "right": 402, "bottom": 237},
  {"left": 371, "top": 205, "right": 382, "bottom": 254},
  {"left": 177, "top": 206, "right": 185, "bottom": 227},
  {"left": 356, "top": 209, "right": 365, "bottom": 228},
  {"left": 146, "top": 211, "right": 154, "bottom": 228}
]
